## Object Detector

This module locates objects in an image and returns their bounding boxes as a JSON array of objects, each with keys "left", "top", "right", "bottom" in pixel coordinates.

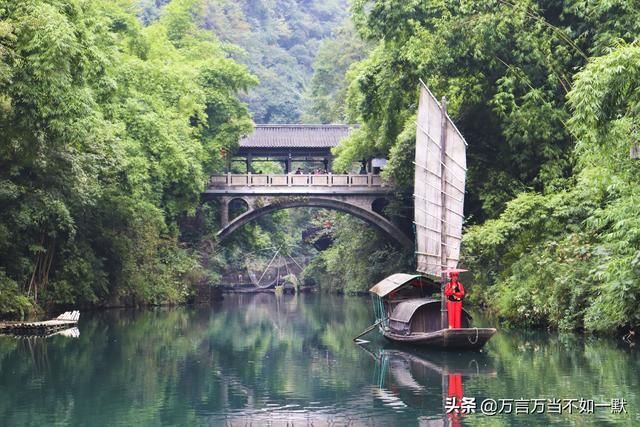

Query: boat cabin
[{"left": 369, "top": 274, "right": 471, "bottom": 335}]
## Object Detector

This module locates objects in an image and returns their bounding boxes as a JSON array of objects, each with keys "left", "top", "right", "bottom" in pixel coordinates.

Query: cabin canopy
[
  {"left": 387, "top": 299, "right": 472, "bottom": 334},
  {"left": 369, "top": 273, "right": 427, "bottom": 297},
  {"left": 389, "top": 299, "right": 437, "bottom": 323}
]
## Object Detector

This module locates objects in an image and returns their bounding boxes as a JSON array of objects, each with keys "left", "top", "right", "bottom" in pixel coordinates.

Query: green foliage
[
  {"left": 0, "top": 0, "right": 254, "bottom": 315},
  {"left": 339, "top": 0, "right": 640, "bottom": 218},
  {"left": 303, "top": 20, "right": 369, "bottom": 123},
  {"left": 464, "top": 42, "right": 640, "bottom": 332},
  {"left": 302, "top": 214, "right": 412, "bottom": 293},
  {"left": 382, "top": 119, "right": 416, "bottom": 188},
  {"left": 0, "top": 270, "right": 34, "bottom": 320},
  {"left": 328, "top": 1, "right": 640, "bottom": 333}
]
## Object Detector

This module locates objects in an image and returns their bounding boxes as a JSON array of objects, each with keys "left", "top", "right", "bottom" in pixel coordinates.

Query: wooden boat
[
  {"left": 369, "top": 274, "right": 495, "bottom": 349},
  {"left": 366, "top": 81, "right": 496, "bottom": 350}
]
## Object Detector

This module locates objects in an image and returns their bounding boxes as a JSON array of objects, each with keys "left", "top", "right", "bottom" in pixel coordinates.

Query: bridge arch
[{"left": 216, "top": 196, "right": 413, "bottom": 249}]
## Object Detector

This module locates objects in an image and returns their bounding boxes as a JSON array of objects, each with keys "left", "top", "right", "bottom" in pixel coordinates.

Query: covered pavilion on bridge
[{"left": 229, "top": 124, "right": 381, "bottom": 174}]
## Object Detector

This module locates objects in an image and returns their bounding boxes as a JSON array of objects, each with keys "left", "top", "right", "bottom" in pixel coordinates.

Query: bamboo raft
[{"left": 0, "top": 311, "right": 80, "bottom": 336}]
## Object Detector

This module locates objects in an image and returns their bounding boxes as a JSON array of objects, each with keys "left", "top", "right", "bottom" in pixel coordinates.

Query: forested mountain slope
[{"left": 141, "top": 0, "right": 349, "bottom": 123}]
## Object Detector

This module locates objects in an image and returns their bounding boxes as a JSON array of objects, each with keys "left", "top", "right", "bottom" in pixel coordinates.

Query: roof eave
[{"left": 369, "top": 273, "right": 425, "bottom": 297}]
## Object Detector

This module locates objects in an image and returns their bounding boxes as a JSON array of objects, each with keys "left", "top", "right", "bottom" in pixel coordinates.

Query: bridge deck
[{"left": 205, "top": 173, "right": 392, "bottom": 195}]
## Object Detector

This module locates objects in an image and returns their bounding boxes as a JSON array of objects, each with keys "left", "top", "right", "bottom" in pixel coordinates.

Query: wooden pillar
[{"left": 246, "top": 153, "right": 253, "bottom": 173}]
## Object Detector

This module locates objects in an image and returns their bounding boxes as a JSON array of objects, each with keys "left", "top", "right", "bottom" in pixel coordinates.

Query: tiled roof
[{"left": 239, "top": 124, "right": 356, "bottom": 148}]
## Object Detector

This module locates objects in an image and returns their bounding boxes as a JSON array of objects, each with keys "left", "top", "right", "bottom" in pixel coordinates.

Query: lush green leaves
[
  {"left": 465, "top": 42, "right": 640, "bottom": 332},
  {"left": 303, "top": 20, "right": 369, "bottom": 123},
  {"left": 0, "top": 0, "right": 254, "bottom": 315},
  {"left": 330, "top": 0, "right": 640, "bottom": 332},
  {"left": 301, "top": 214, "right": 412, "bottom": 293},
  {"left": 151, "top": 0, "right": 351, "bottom": 123},
  {"left": 338, "top": 0, "right": 640, "bottom": 218}
]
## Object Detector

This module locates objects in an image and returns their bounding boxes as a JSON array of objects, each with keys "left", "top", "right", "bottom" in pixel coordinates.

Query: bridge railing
[{"left": 208, "top": 173, "right": 386, "bottom": 188}]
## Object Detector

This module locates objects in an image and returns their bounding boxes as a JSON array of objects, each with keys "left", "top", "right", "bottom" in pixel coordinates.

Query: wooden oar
[{"left": 353, "top": 319, "right": 383, "bottom": 343}]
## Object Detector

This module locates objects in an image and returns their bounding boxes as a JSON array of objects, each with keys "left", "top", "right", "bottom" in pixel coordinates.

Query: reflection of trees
[
  {"left": 360, "top": 326, "right": 639, "bottom": 426},
  {"left": 0, "top": 294, "right": 378, "bottom": 425},
  {"left": 0, "top": 300, "right": 637, "bottom": 425},
  {"left": 463, "top": 331, "right": 639, "bottom": 426},
  {"left": 202, "top": 294, "right": 376, "bottom": 399}
]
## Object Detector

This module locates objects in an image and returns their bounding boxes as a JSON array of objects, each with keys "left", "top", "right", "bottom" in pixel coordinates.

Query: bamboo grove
[
  {"left": 320, "top": 0, "right": 640, "bottom": 333},
  {"left": 0, "top": 0, "right": 256, "bottom": 315}
]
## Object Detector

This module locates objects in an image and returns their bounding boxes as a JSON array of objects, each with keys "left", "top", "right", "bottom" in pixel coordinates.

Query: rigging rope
[
  {"left": 242, "top": 244, "right": 306, "bottom": 289},
  {"left": 288, "top": 255, "right": 304, "bottom": 271},
  {"left": 467, "top": 327, "right": 479, "bottom": 345},
  {"left": 254, "top": 248, "right": 280, "bottom": 288}
]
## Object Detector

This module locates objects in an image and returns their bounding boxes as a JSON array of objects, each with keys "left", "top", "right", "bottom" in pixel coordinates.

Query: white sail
[{"left": 414, "top": 82, "right": 467, "bottom": 278}]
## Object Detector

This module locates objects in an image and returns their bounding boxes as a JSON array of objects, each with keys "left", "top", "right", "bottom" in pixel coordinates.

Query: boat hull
[{"left": 382, "top": 327, "right": 496, "bottom": 350}]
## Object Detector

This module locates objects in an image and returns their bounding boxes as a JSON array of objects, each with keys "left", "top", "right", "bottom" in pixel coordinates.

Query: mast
[{"left": 439, "top": 97, "right": 448, "bottom": 330}]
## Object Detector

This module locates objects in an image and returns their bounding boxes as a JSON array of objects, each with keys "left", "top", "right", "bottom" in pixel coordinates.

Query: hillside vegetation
[
  {"left": 141, "top": 0, "right": 349, "bottom": 123},
  {"left": 0, "top": 0, "right": 255, "bottom": 316},
  {"left": 327, "top": 0, "right": 640, "bottom": 333}
]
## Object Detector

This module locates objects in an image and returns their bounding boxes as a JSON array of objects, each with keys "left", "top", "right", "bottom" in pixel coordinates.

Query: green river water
[{"left": 0, "top": 293, "right": 637, "bottom": 426}]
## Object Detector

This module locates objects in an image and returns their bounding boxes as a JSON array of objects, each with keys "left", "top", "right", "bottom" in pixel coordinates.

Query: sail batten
[{"left": 414, "top": 82, "right": 467, "bottom": 278}]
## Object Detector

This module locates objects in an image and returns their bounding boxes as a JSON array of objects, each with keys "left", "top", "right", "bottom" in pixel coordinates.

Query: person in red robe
[{"left": 444, "top": 272, "right": 465, "bottom": 328}]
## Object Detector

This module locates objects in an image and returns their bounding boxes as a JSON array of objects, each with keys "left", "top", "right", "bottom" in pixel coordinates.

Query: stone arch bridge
[{"left": 203, "top": 173, "right": 413, "bottom": 249}]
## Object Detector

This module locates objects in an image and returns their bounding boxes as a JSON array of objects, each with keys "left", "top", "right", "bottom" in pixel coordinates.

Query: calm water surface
[{"left": 0, "top": 293, "right": 637, "bottom": 426}]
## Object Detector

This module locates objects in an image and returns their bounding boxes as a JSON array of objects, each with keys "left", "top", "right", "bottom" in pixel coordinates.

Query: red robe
[{"left": 444, "top": 280, "right": 465, "bottom": 328}]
